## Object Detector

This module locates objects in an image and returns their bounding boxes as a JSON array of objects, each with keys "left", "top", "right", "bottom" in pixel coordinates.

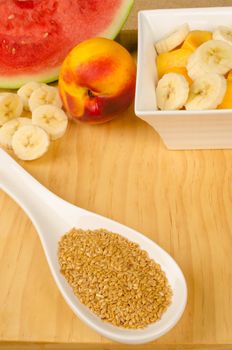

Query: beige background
[{"left": 125, "top": 0, "right": 232, "bottom": 29}]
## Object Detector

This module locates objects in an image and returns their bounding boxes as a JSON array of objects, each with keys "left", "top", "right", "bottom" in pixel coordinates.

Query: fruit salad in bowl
[
  {"left": 135, "top": 7, "right": 232, "bottom": 150},
  {"left": 155, "top": 24, "right": 232, "bottom": 111}
]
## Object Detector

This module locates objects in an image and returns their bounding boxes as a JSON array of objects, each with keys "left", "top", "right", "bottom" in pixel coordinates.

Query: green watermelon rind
[
  {"left": 0, "top": 67, "right": 61, "bottom": 90},
  {"left": 0, "top": 0, "right": 134, "bottom": 89},
  {"left": 101, "top": 0, "right": 134, "bottom": 39}
]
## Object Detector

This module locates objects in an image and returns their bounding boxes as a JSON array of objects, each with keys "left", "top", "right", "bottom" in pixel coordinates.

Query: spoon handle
[
  {"left": 0, "top": 148, "right": 86, "bottom": 236},
  {"left": 0, "top": 147, "right": 53, "bottom": 196},
  {"left": 0, "top": 149, "right": 63, "bottom": 229}
]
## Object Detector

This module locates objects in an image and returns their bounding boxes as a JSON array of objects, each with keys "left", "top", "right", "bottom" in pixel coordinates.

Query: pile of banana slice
[
  {"left": 0, "top": 82, "right": 68, "bottom": 160},
  {"left": 155, "top": 24, "right": 232, "bottom": 110}
]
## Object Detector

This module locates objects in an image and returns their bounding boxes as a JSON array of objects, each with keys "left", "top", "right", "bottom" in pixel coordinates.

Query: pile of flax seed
[{"left": 58, "top": 228, "right": 172, "bottom": 329}]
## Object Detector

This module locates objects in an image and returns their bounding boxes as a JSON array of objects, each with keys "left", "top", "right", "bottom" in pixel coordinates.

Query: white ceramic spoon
[{"left": 0, "top": 148, "right": 187, "bottom": 344}]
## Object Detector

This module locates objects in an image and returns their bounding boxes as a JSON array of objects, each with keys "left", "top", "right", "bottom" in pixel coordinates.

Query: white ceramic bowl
[{"left": 135, "top": 7, "right": 232, "bottom": 150}]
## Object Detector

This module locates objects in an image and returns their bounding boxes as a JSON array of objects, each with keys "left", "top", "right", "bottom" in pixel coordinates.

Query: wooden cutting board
[{"left": 0, "top": 1, "right": 232, "bottom": 349}]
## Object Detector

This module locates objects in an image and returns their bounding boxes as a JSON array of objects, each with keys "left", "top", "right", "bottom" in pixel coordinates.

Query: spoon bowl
[{"left": 0, "top": 148, "right": 187, "bottom": 344}]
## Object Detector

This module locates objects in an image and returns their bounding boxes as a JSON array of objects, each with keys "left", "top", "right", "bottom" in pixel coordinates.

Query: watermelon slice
[{"left": 0, "top": 0, "right": 134, "bottom": 88}]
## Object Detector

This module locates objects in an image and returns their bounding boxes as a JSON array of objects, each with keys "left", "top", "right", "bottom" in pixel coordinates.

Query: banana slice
[
  {"left": 213, "top": 26, "right": 232, "bottom": 46},
  {"left": 28, "top": 85, "right": 62, "bottom": 112},
  {"left": 0, "top": 93, "right": 23, "bottom": 126},
  {"left": 12, "top": 125, "right": 50, "bottom": 161},
  {"left": 32, "top": 104, "right": 68, "bottom": 140},
  {"left": 155, "top": 23, "right": 190, "bottom": 54},
  {"left": 185, "top": 73, "right": 226, "bottom": 110},
  {"left": 17, "top": 81, "right": 44, "bottom": 111},
  {"left": 187, "top": 39, "right": 232, "bottom": 79},
  {"left": 156, "top": 73, "right": 189, "bottom": 110},
  {"left": 0, "top": 117, "right": 32, "bottom": 149}
]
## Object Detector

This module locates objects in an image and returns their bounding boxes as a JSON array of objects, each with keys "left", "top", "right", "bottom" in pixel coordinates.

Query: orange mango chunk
[
  {"left": 218, "top": 75, "right": 232, "bottom": 109},
  {"left": 227, "top": 70, "right": 232, "bottom": 81},
  {"left": 156, "top": 48, "right": 192, "bottom": 79},
  {"left": 182, "top": 30, "right": 212, "bottom": 51}
]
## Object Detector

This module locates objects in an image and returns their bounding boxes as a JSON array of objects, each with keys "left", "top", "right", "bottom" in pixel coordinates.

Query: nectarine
[{"left": 58, "top": 37, "right": 136, "bottom": 124}]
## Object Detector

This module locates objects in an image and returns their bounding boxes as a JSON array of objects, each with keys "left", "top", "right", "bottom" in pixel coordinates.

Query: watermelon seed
[
  {"left": 43, "top": 32, "right": 49, "bottom": 38},
  {"left": 8, "top": 14, "right": 15, "bottom": 20},
  {"left": 12, "top": 48, "right": 16, "bottom": 55}
]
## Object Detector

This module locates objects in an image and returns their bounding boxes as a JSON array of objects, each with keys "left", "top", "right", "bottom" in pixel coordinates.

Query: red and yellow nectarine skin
[{"left": 58, "top": 37, "right": 136, "bottom": 124}]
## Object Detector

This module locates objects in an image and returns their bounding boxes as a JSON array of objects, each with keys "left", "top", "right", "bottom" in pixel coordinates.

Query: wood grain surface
[{"left": 0, "top": 104, "right": 232, "bottom": 350}]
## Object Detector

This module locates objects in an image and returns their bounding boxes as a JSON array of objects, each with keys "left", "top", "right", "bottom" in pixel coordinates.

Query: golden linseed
[{"left": 58, "top": 228, "right": 172, "bottom": 329}]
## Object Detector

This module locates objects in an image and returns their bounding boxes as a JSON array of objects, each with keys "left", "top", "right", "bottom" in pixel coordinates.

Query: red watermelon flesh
[{"left": 0, "top": 0, "right": 134, "bottom": 88}]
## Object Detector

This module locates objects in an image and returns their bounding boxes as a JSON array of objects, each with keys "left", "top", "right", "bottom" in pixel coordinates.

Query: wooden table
[
  {"left": 1, "top": 2, "right": 232, "bottom": 349},
  {"left": 1, "top": 103, "right": 232, "bottom": 350}
]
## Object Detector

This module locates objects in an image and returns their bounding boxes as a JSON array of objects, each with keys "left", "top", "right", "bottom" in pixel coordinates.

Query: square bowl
[{"left": 135, "top": 7, "right": 232, "bottom": 150}]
